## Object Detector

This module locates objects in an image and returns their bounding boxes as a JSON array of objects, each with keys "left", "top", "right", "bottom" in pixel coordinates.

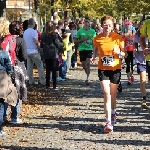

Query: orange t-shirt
[{"left": 93, "top": 32, "right": 124, "bottom": 71}]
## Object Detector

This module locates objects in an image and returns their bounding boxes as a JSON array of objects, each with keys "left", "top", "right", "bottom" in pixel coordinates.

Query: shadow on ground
[{"left": 0, "top": 146, "right": 62, "bottom": 150}]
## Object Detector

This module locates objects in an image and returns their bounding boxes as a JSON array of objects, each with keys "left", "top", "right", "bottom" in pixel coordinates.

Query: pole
[
  {"left": 45, "top": 10, "right": 46, "bottom": 24},
  {"left": 29, "top": 0, "right": 30, "bottom": 10},
  {"left": 50, "top": 0, "right": 54, "bottom": 21}
]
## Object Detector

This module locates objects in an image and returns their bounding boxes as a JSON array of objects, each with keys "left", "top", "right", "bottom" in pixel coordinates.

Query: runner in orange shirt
[{"left": 92, "top": 15, "right": 127, "bottom": 133}]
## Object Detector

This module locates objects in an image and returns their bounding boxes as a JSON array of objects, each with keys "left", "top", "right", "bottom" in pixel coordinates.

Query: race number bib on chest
[
  {"left": 101, "top": 56, "right": 115, "bottom": 66},
  {"left": 126, "top": 40, "right": 133, "bottom": 46}
]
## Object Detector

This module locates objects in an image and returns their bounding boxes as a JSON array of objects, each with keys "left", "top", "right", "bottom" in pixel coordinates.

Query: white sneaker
[
  {"left": 10, "top": 118, "right": 22, "bottom": 124},
  {"left": 53, "top": 86, "right": 60, "bottom": 90},
  {"left": 0, "top": 131, "right": 7, "bottom": 136},
  {"left": 66, "top": 73, "right": 72, "bottom": 77}
]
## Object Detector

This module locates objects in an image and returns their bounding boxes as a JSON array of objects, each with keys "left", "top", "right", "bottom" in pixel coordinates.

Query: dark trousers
[
  {"left": 125, "top": 51, "right": 134, "bottom": 73},
  {"left": 45, "top": 59, "right": 58, "bottom": 88}
]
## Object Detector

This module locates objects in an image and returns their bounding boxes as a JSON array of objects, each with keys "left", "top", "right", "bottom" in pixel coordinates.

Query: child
[{"left": 59, "top": 31, "right": 73, "bottom": 79}]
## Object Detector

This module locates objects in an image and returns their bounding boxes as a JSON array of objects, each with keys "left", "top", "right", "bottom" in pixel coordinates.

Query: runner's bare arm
[
  {"left": 92, "top": 45, "right": 98, "bottom": 58},
  {"left": 74, "top": 37, "right": 86, "bottom": 44},
  {"left": 119, "top": 40, "right": 127, "bottom": 58},
  {"left": 140, "top": 35, "right": 146, "bottom": 50},
  {"left": 140, "top": 36, "right": 150, "bottom": 55}
]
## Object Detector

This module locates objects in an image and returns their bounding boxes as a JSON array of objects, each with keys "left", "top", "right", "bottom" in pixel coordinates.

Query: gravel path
[{"left": 0, "top": 64, "right": 150, "bottom": 150}]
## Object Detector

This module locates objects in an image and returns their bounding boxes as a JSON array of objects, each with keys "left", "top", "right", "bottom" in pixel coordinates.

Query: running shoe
[
  {"left": 127, "top": 80, "right": 132, "bottom": 85},
  {"left": 45, "top": 86, "right": 50, "bottom": 90},
  {"left": 141, "top": 100, "right": 149, "bottom": 110},
  {"left": 57, "top": 77, "right": 66, "bottom": 81},
  {"left": 53, "top": 86, "right": 60, "bottom": 91},
  {"left": 85, "top": 80, "right": 90, "bottom": 85},
  {"left": 104, "top": 122, "right": 113, "bottom": 133},
  {"left": 0, "top": 131, "right": 7, "bottom": 136},
  {"left": 10, "top": 118, "right": 22, "bottom": 124},
  {"left": 111, "top": 114, "right": 116, "bottom": 126},
  {"left": 131, "top": 75, "right": 134, "bottom": 82}
]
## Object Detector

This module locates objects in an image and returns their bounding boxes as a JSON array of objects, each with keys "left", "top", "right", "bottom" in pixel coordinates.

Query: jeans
[
  {"left": 3, "top": 99, "right": 20, "bottom": 120},
  {"left": 0, "top": 99, "right": 4, "bottom": 130},
  {"left": 27, "top": 53, "right": 45, "bottom": 84},
  {"left": 59, "top": 60, "right": 67, "bottom": 79},
  {"left": 45, "top": 59, "right": 58, "bottom": 88},
  {"left": 66, "top": 49, "right": 72, "bottom": 72}
]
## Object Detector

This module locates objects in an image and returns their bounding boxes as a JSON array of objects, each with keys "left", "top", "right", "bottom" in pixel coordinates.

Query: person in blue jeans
[
  {"left": 60, "top": 30, "right": 73, "bottom": 79},
  {"left": 3, "top": 21, "right": 28, "bottom": 124},
  {"left": 0, "top": 17, "right": 15, "bottom": 135},
  {"left": 59, "top": 60, "right": 67, "bottom": 79},
  {"left": 3, "top": 99, "right": 21, "bottom": 123}
]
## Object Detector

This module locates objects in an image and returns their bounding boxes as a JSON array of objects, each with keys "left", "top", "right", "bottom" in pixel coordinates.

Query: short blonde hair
[{"left": 0, "top": 17, "right": 10, "bottom": 37}]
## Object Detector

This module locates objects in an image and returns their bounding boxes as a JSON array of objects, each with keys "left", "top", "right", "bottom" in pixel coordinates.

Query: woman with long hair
[{"left": 40, "top": 22, "right": 63, "bottom": 90}]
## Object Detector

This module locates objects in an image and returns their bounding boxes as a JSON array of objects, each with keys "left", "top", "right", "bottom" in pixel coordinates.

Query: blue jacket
[{"left": 0, "top": 50, "right": 12, "bottom": 74}]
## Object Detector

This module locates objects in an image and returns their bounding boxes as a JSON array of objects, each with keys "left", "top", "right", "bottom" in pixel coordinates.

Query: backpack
[
  {"left": 1, "top": 34, "right": 17, "bottom": 66},
  {"left": 43, "top": 34, "right": 58, "bottom": 59},
  {"left": 15, "top": 37, "right": 27, "bottom": 62}
]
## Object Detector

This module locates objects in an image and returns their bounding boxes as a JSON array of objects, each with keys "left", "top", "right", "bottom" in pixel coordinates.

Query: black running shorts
[
  {"left": 98, "top": 69, "right": 121, "bottom": 84},
  {"left": 79, "top": 50, "right": 93, "bottom": 62}
]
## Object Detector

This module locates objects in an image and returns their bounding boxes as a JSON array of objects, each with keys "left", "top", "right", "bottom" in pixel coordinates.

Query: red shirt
[
  {"left": 36, "top": 30, "right": 41, "bottom": 42},
  {"left": 124, "top": 35, "right": 134, "bottom": 51}
]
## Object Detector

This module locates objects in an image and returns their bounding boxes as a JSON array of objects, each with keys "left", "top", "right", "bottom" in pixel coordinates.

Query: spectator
[
  {"left": 3, "top": 21, "right": 28, "bottom": 124},
  {"left": 40, "top": 22, "right": 64, "bottom": 90},
  {"left": 23, "top": 18, "right": 46, "bottom": 85}
]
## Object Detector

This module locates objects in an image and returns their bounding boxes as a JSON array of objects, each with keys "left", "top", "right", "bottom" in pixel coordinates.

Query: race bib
[
  {"left": 126, "top": 40, "right": 133, "bottom": 47},
  {"left": 83, "top": 39, "right": 91, "bottom": 47},
  {"left": 101, "top": 56, "right": 114, "bottom": 66}
]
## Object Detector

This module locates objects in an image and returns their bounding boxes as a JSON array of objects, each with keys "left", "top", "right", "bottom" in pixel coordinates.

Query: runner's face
[
  {"left": 84, "top": 19, "right": 90, "bottom": 28},
  {"left": 115, "top": 24, "right": 120, "bottom": 31},
  {"left": 102, "top": 19, "right": 113, "bottom": 34},
  {"left": 125, "top": 24, "right": 130, "bottom": 29}
]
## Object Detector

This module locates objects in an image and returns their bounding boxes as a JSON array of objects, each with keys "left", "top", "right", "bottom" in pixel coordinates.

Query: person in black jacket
[
  {"left": 41, "top": 21, "right": 63, "bottom": 90},
  {"left": 3, "top": 21, "right": 28, "bottom": 124}
]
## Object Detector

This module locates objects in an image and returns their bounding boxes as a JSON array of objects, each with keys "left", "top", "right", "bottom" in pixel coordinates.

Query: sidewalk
[{"left": 0, "top": 64, "right": 150, "bottom": 150}]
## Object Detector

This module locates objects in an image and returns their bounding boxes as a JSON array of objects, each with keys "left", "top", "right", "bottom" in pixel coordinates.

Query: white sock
[
  {"left": 86, "top": 75, "right": 89, "bottom": 81},
  {"left": 111, "top": 109, "right": 116, "bottom": 115},
  {"left": 106, "top": 118, "right": 111, "bottom": 124}
]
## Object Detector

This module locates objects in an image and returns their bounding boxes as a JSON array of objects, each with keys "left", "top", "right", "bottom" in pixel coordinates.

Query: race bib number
[
  {"left": 82, "top": 39, "right": 91, "bottom": 47},
  {"left": 126, "top": 40, "right": 133, "bottom": 47},
  {"left": 101, "top": 56, "right": 114, "bottom": 66}
]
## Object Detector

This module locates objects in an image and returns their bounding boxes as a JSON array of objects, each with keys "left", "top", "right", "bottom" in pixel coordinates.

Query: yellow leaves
[{"left": 19, "top": 139, "right": 29, "bottom": 142}]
